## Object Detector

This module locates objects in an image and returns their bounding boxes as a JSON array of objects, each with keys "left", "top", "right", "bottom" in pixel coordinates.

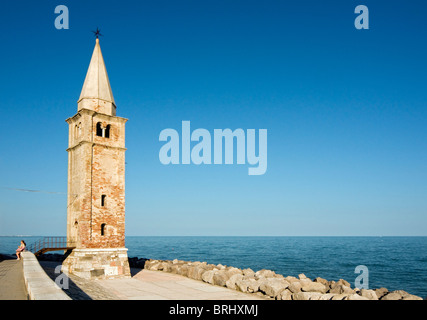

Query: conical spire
[{"left": 78, "top": 38, "right": 116, "bottom": 116}]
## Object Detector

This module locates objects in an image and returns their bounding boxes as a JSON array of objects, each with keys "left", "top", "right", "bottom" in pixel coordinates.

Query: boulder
[
  {"left": 178, "top": 264, "right": 189, "bottom": 276},
  {"left": 170, "top": 264, "right": 181, "bottom": 274},
  {"left": 292, "top": 292, "right": 323, "bottom": 300},
  {"left": 148, "top": 261, "right": 161, "bottom": 271},
  {"left": 299, "top": 278, "right": 312, "bottom": 285},
  {"left": 225, "top": 274, "right": 243, "bottom": 290},
  {"left": 393, "top": 290, "right": 423, "bottom": 301},
  {"left": 288, "top": 281, "right": 302, "bottom": 293},
  {"left": 314, "top": 277, "right": 329, "bottom": 286},
  {"left": 298, "top": 273, "right": 308, "bottom": 280},
  {"left": 236, "top": 277, "right": 260, "bottom": 293},
  {"left": 188, "top": 266, "right": 207, "bottom": 281},
  {"left": 225, "top": 267, "right": 242, "bottom": 278},
  {"left": 285, "top": 276, "right": 300, "bottom": 283},
  {"left": 301, "top": 281, "right": 327, "bottom": 293},
  {"left": 213, "top": 270, "right": 229, "bottom": 287},
  {"left": 381, "top": 292, "right": 402, "bottom": 300},
  {"left": 331, "top": 293, "right": 349, "bottom": 300},
  {"left": 318, "top": 293, "right": 336, "bottom": 300},
  {"left": 186, "top": 265, "right": 196, "bottom": 278},
  {"left": 329, "top": 284, "right": 354, "bottom": 295},
  {"left": 235, "top": 278, "right": 250, "bottom": 293},
  {"left": 374, "top": 287, "right": 389, "bottom": 299},
  {"left": 202, "top": 270, "right": 215, "bottom": 284},
  {"left": 336, "top": 279, "right": 351, "bottom": 287},
  {"left": 379, "top": 290, "right": 423, "bottom": 301},
  {"left": 279, "top": 289, "right": 293, "bottom": 300},
  {"left": 401, "top": 294, "right": 423, "bottom": 301},
  {"left": 247, "top": 279, "right": 261, "bottom": 293},
  {"left": 125, "top": 257, "right": 425, "bottom": 302},
  {"left": 259, "top": 278, "right": 289, "bottom": 298},
  {"left": 255, "top": 269, "right": 276, "bottom": 279},
  {"left": 242, "top": 268, "right": 255, "bottom": 277},
  {"left": 360, "top": 289, "right": 378, "bottom": 300},
  {"left": 347, "top": 293, "right": 369, "bottom": 300},
  {"left": 154, "top": 261, "right": 164, "bottom": 270},
  {"left": 161, "top": 261, "right": 172, "bottom": 272}
]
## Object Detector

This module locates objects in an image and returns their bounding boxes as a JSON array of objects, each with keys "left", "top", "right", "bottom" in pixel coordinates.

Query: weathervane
[{"left": 92, "top": 27, "right": 103, "bottom": 39}]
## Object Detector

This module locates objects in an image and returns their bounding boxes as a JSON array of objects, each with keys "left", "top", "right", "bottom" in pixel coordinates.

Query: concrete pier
[
  {"left": 39, "top": 260, "right": 265, "bottom": 300},
  {"left": 96, "top": 269, "right": 266, "bottom": 300},
  {"left": 0, "top": 255, "right": 28, "bottom": 300}
]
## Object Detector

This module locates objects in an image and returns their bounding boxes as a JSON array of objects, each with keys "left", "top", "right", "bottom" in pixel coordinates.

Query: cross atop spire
[{"left": 92, "top": 27, "right": 103, "bottom": 39}]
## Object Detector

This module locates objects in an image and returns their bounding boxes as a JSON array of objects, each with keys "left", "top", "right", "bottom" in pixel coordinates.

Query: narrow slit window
[
  {"left": 101, "top": 223, "right": 106, "bottom": 236},
  {"left": 101, "top": 195, "right": 106, "bottom": 207}
]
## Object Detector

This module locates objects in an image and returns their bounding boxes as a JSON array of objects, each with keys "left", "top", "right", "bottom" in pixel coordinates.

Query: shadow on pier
[
  {"left": 37, "top": 254, "right": 147, "bottom": 300},
  {"left": 38, "top": 258, "right": 93, "bottom": 300}
]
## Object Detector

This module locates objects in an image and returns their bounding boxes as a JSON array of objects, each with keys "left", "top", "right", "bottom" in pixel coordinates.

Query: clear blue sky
[{"left": 0, "top": 0, "right": 426, "bottom": 236}]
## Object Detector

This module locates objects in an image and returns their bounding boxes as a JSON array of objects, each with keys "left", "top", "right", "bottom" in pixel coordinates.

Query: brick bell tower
[{"left": 62, "top": 37, "right": 130, "bottom": 279}]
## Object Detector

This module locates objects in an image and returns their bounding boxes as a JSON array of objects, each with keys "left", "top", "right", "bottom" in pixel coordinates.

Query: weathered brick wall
[
  {"left": 66, "top": 108, "right": 128, "bottom": 249},
  {"left": 90, "top": 143, "right": 126, "bottom": 248}
]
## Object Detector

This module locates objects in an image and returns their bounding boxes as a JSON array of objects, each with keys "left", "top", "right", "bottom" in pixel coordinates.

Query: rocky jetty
[{"left": 129, "top": 257, "right": 423, "bottom": 301}]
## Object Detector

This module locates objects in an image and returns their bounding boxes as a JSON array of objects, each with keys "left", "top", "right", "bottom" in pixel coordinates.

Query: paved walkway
[
  {"left": 39, "top": 261, "right": 266, "bottom": 300},
  {"left": 0, "top": 256, "right": 28, "bottom": 300},
  {"left": 97, "top": 269, "right": 266, "bottom": 300},
  {"left": 1, "top": 257, "right": 265, "bottom": 300},
  {"left": 39, "top": 261, "right": 119, "bottom": 300}
]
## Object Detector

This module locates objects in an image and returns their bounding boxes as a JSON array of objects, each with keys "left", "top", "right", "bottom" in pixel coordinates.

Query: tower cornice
[
  {"left": 66, "top": 108, "right": 128, "bottom": 124},
  {"left": 66, "top": 140, "right": 127, "bottom": 152}
]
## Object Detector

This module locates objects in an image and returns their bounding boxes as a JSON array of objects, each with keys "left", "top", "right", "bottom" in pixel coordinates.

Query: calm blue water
[{"left": 1, "top": 236, "right": 426, "bottom": 298}]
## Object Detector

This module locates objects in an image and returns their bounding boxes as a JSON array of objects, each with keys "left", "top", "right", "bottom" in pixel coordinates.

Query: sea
[{"left": 1, "top": 236, "right": 426, "bottom": 298}]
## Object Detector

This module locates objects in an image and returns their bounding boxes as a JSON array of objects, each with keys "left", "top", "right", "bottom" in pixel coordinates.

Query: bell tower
[{"left": 62, "top": 37, "right": 130, "bottom": 279}]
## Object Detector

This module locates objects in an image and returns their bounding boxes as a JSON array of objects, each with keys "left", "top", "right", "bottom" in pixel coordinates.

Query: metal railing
[{"left": 27, "top": 237, "right": 75, "bottom": 256}]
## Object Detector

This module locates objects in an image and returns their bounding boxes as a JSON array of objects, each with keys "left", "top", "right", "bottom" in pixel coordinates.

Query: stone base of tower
[{"left": 62, "top": 248, "right": 131, "bottom": 280}]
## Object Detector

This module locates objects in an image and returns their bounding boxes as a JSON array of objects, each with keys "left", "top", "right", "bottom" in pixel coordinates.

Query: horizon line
[{"left": 2, "top": 235, "right": 427, "bottom": 237}]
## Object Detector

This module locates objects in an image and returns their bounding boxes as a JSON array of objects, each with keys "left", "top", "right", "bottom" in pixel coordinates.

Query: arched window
[
  {"left": 75, "top": 123, "right": 82, "bottom": 139},
  {"left": 96, "top": 122, "right": 111, "bottom": 138},
  {"left": 96, "top": 122, "right": 103, "bottom": 137},
  {"left": 105, "top": 125, "right": 111, "bottom": 138},
  {"left": 101, "top": 223, "right": 106, "bottom": 236}
]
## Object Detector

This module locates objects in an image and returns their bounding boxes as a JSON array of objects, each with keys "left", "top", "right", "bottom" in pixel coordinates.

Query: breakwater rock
[{"left": 129, "top": 258, "right": 423, "bottom": 300}]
